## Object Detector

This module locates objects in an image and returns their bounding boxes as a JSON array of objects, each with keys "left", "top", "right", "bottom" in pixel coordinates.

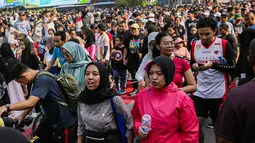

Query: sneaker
[
  {"left": 119, "top": 89, "right": 126, "bottom": 94},
  {"left": 129, "top": 90, "right": 138, "bottom": 96},
  {"left": 206, "top": 123, "right": 214, "bottom": 129}
]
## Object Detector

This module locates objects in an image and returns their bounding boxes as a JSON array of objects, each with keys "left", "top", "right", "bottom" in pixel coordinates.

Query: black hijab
[
  {"left": 78, "top": 62, "right": 119, "bottom": 104},
  {"left": 147, "top": 56, "right": 175, "bottom": 87},
  {"left": 20, "top": 38, "right": 39, "bottom": 70},
  {"left": 0, "top": 43, "right": 15, "bottom": 83},
  {"left": 0, "top": 43, "right": 14, "bottom": 59}
]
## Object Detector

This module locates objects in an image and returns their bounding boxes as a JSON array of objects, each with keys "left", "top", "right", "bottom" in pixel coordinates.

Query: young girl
[
  {"left": 174, "top": 37, "right": 191, "bottom": 61},
  {"left": 111, "top": 35, "right": 127, "bottom": 94}
]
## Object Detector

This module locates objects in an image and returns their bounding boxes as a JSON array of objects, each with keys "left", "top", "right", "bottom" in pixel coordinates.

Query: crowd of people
[{"left": 0, "top": 1, "right": 255, "bottom": 143}]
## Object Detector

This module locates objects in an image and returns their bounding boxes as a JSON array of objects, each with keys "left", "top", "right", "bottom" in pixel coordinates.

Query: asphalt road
[{"left": 127, "top": 101, "right": 216, "bottom": 143}]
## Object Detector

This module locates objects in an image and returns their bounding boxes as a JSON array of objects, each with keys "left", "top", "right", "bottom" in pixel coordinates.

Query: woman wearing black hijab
[
  {"left": 131, "top": 56, "right": 199, "bottom": 142},
  {"left": 20, "top": 37, "right": 40, "bottom": 70},
  {"left": 0, "top": 43, "right": 25, "bottom": 118},
  {"left": 77, "top": 62, "right": 133, "bottom": 143}
]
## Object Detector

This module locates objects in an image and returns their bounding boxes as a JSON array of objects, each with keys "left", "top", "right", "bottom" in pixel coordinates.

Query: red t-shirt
[{"left": 145, "top": 57, "right": 190, "bottom": 88}]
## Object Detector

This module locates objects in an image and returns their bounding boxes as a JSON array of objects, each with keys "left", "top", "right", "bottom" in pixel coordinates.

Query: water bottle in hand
[{"left": 142, "top": 114, "right": 151, "bottom": 133}]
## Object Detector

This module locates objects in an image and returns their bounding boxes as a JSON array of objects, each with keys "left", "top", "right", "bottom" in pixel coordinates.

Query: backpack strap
[
  {"left": 35, "top": 71, "right": 69, "bottom": 107},
  {"left": 110, "top": 97, "right": 117, "bottom": 116}
]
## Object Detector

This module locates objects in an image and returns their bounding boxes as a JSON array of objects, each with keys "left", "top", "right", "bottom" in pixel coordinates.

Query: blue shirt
[
  {"left": 52, "top": 47, "right": 66, "bottom": 66},
  {"left": 248, "top": 24, "right": 255, "bottom": 29},
  {"left": 14, "top": 20, "right": 31, "bottom": 36},
  {"left": 31, "top": 72, "right": 77, "bottom": 129}
]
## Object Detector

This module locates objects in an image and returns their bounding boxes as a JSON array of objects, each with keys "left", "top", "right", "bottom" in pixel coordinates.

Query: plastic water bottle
[{"left": 142, "top": 114, "right": 151, "bottom": 133}]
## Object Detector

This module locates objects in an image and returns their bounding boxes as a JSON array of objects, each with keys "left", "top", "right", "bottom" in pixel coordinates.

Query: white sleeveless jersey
[{"left": 192, "top": 37, "right": 229, "bottom": 99}]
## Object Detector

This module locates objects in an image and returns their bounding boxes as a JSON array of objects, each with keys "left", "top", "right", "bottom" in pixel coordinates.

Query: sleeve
[
  {"left": 185, "top": 48, "right": 191, "bottom": 60},
  {"left": 190, "top": 41, "right": 197, "bottom": 68},
  {"left": 51, "top": 48, "right": 58, "bottom": 60},
  {"left": 90, "top": 44, "right": 97, "bottom": 61},
  {"left": 135, "top": 55, "right": 152, "bottom": 81},
  {"left": 26, "top": 22, "right": 31, "bottom": 31},
  {"left": 77, "top": 102, "right": 85, "bottom": 136},
  {"left": 229, "top": 35, "right": 237, "bottom": 58},
  {"left": 31, "top": 75, "right": 49, "bottom": 99},
  {"left": 214, "top": 91, "right": 237, "bottom": 141},
  {"left": 114, "top": 96, "right": 134, "bottom": 137},
  {"left": 131, "top": 95, "right": 142, "bottom": 136},
  {"left": 181, "top": 59, "right": 191, "bottom": 73},
  {"left": 211, "top": 41, "right": 236, "bottom": 73},
  {"left": 179, "top": 96, "right": 199, "bottom": 142}
]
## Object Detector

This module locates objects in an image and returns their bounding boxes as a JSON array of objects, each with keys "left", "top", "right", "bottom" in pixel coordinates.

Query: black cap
[{"left": 221, "top": 11, "right": 228, "bottom": 16}]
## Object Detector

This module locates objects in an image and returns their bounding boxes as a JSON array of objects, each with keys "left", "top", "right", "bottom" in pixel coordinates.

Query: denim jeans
[{"left": 112, "top": 69, "right": 127, "bottom": 90}]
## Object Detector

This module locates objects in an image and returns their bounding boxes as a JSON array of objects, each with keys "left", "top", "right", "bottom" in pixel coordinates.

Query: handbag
[{"left": 110, "top": 97, "right": 127, "bottom": 143}]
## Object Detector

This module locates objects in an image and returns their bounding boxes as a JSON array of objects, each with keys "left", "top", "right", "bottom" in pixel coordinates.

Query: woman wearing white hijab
[{"left": 136, "top": 32, "right": 158, "bottom": 89}]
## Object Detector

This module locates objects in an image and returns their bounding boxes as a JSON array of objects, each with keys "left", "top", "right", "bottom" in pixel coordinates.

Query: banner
[
  {"left": 24, "top": 0, "right": 89, "bottom": 8},
  {"left": 0, "top": 0, "right": 5, "bottom": 8}
]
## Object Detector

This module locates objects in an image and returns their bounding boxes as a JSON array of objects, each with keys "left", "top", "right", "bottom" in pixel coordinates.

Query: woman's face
[
  {"left": 190, "top": 27, "right": 197, "bottom": 35},
  {"left": 149, "top": 40, "right": 156, "bottom": 51},
  {"left": 61, "top": 48, "right": 73, "bottom": 63},
  {"left": 70, "top": 31, "right": 76, "bottom": 38},
  {"left": 158, "top": 36, "right": 174, "bottom": 56},
  {"left": 20, "top": 41, "right": 25, "bottom": 50},
  {"left": 85, "top": 64, "right": 100, "bottom": 91},
  {"left": 175, "top": 42, "right": 183, "bottom": 48},
  {"left": 167, "top": 27, "right": 175, "bottom": 35},
  {"left": 149, "top": 64, "right": 165, "bottom": 89}
]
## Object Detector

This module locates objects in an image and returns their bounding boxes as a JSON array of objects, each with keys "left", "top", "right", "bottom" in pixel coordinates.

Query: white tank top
[{"left": 192, "top": 37, "right": 228, "bottom": 99}]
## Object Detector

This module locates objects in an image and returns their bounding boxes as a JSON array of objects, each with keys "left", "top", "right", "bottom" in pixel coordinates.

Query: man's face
[
  {"left": 245, "top": 14, "right": 255, "bottom": 26},
  {"left": 198, "top": 27, "right": 216, "bottom": 45},
  {"left": 188, "top": 13, "right": 193, "bottom": 19},
  {"left": 54, "top": 36, "right": 65, "bottom": 48},
  {"left": 119, "top": 23, "right": 127, "bottom": 32},
  {"left": 15, "top": 72, "right": 31, "bottom": 85},
  {"left": 221, "top": 15, "right": 228, "bottom": 23},
  {"left": 20, "top": 14, "right": 26, "bottom": 21},
  {"left": 131, "top": 27, "right": 140, "bottom": 36},
  {"left": 219, "top": 27, "right": 228, "bottom": 35}
]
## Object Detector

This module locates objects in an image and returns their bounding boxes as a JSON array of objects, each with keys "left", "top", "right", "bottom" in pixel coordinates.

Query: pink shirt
[
  {"left": 85, "top": 44, "right": 97, "bottom": 62},
  {"left": 174, "top": 47, "right": 191, "bottom": 60}
]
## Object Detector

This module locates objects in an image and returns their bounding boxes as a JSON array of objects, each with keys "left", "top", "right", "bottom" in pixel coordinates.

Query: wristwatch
[{"left": 5, "top": 104, "right": 10, "bottom": 113}]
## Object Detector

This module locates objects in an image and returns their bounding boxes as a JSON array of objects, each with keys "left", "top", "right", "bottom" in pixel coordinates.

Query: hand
[
  {"left": 0, "top": 106, "right": 7, "bottom": 116},
  {"left": 123, "top": 59, "right": 128, "bottom": 65},
  {"left": 192, "top": 63, "right": 200, "bottom": 71},
  {"left": 23, "top": 88, "right": 28, "bottom": 97},
  {"left": 100, "top": 59, "right": 105, "bottom": 64},
  {"left": 138, "top": 80, "right": 146, "bottom": 90},
  {"left": 138, "top": 126, "right": 149, "bottom": 139},
  {"left": 15, "top": 113, "right": 26, "bottom": 124},
  {"left": 199, "top": 61, "right": 213, "bottom": 71}
]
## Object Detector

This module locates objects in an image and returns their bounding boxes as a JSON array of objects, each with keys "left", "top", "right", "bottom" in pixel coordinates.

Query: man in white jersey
[{"left": 191, "top": 17, "right": 236, "bottom": 143}]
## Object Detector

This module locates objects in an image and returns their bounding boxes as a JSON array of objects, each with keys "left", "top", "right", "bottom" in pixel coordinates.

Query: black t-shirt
[
  {"left": 111, "top": 45, "right": 126, "bottom": 70},
  {"left": 31, "top": 72, "right": 77, "bottom": 129},
  {"left": 125, "top": 33, "right": 145, "bottom": 66},
  {"left": 185, "top": 19, "right": 198, "bottom": 37},
  {"left": 214, "top": 79, "right": 255, "bottom": 142},
  {"left": 233, "top": 22, "right": 245, "bottom": 39},
  {"left": 220, "top": 34, "right": 237, "bottom": 58},
  {"left": 118, "top": 31, "right": 132, "bottom": 50},
  {"left": 0, "top": 72, "right": 9, "bottom": 106},
  {"left": 175, "top": 25, "right": 185, "bottom": 39}
]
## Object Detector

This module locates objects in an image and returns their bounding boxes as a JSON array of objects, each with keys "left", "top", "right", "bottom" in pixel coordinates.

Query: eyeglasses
[
  {"left": 62, "top": 50, "right": 71, "bottom": 57},
  {"left": 160, "top": 41, "right": 175, "bottom": 47}
]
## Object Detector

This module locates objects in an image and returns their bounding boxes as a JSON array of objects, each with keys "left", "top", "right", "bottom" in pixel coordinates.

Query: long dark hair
[
  {"left": 84, "top": 27, "right": 95, "bottom": 48},
  {"left": 21, "top": 38, "right": 35, "bottom": 65}
]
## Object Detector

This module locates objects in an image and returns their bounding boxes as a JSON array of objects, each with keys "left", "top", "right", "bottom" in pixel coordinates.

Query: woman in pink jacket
[{"left": 131, "top": 56, "right": 199, "bottom": 143}]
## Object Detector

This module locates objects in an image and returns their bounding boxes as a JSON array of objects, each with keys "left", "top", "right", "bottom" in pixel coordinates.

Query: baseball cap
[
  {"left": 175, "top": 37, "right": 184, "bottom": 44},
  {"left": 235, "top": 13, "right": 243, "bottom": 20},
  {"left": 131, "top": 23, "right": 140, "bottom": 29},
  {"left": 221, "top": 11, "right": 228, "bottom": 16},
  {"left": 19, "top": 11, "right": 26, "bottom": 16}
]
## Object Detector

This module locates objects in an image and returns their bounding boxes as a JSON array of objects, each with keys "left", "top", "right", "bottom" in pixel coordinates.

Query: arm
[
  {"left": 211, "top": 42, "right": 236, "bottom": 73},
  {"left": 131, "top": 96, "right": 142, "bottom": 137},
  {"left": 114, "top": 96, "right": 134, "bottom": 141},
  {"left": 103, "top": 46, "right": 109, "bottom": 60},
  {"left": 45, "top": 48, "right": 57, "bottom": 71},
  {"left": 179, "top": 96, "right": 199, "bottom": 142},
  {"left": 181, "top": 69, "right": 197, "bottom": 93},
  {"left": 214, "top": 91, "right": 237, "bottom": 143},
  {"left": 0, "top": 96, "right": 40, "bottom": 116},
  {"left": 77, "top": 102, "right": 85, "bottom": 143}
]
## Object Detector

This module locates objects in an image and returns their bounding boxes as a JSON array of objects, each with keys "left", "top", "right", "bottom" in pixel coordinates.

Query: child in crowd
[
  {"left": 111, "top": 35, "right": 127, "bottom": 94},
  {"left": 174, "top": 37, "right": 191, "bottom": 60}
]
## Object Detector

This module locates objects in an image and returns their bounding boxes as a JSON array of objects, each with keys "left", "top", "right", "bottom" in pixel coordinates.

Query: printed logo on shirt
[
  {"left": 114, "top": 50, "right": 123, "bottom": 61},
  {"left": 214, "top": 43, "right": 220, "bottom": 45},
  {"left": 196, "top": 45, "right": 201, "bottom": 50},
  {"left": 129, "top": 39, "right": 140, "bottom": 53},
  {"left": 214, "top": 50, "right": 219, "bottom": 54}
]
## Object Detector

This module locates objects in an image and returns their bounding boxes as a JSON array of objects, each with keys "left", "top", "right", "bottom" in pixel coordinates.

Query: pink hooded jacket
[{"left": 132, "top": 82, "right": 199, "bottom": 143}]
